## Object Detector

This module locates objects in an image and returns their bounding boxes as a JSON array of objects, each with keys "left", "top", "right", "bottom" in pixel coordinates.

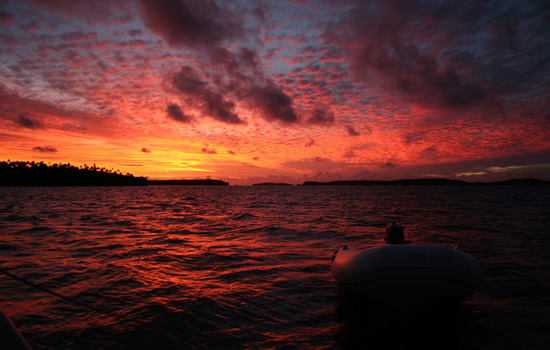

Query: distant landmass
[
  {"left": 252, "top": 182, "right": 294, "bottom": 186},
  {"left": 0, "top": 161, "right": 147, "bottom": 186},
  {"left": 302, "top": 178, "right": 549, "bottom": 186},
  {"left": 0, "top": 161, "right": 227, "bottom": 186},
  {"left": 147, "top": 179, "right": 229, "bottom": 186},
  {"left": 2, "top": 161, "right": 547, "bottom": 186}
]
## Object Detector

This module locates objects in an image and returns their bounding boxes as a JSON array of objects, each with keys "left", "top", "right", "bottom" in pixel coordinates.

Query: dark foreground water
[{"left": 1, "top": 185, "right": 549, "bottom": 349}]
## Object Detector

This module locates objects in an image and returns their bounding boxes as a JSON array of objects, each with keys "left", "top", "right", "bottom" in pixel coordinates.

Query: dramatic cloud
[
  {"left": 16, "top": 114, "right": 43, "bottom": 129},
  {"left": 137, "top": 0, "right": 244, "bottom": 48},
  {"left": 1, "top": 0, "right": 549, "bottom": 183},
  {"left": 207, "top": 47, "right": 299, "bottom": 126},
  {"left": 247, "top": 83, "right": 298, "bottom": 124},
  {"left": 0, "top": 10, "right": 13, "bottom": 26},
  {"left": 354, "top": 39, "right": 492, "bottom": 111},
  {"left": 32, "top": 146, "right": 57, "bottom": 152},
  {"left": 166, "top": 103, "right": 193, "bottom": 123},
  {"left": 209, "top": 46, "right": 262, "bottom": 77},
  {"left": 326, "top": 0, "right": 507, "bottom": 113},
  {"left": 170, "top": 66, "right": 243, "bottom": 124}
]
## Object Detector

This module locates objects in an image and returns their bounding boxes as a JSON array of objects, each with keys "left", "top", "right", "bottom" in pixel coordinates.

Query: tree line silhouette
[{"left": 0, "top": 161, "right": 147, "bottom": 186}]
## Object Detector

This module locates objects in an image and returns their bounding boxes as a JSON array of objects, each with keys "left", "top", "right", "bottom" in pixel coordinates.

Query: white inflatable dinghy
[{"left": 331, "top": 244, "right": 483, "bottom": 298}]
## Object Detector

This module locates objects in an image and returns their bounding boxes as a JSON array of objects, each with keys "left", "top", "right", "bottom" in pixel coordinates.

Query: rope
[
  {"left": 0, "top": 267, "right": 325, "bottom": 345},
  {"left": 0, "top": 267, "right": 129, "bottom": 322}
]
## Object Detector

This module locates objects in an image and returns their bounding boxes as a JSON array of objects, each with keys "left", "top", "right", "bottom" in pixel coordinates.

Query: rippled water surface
[{"left": 1, "top": 185, "right": 549, "bottom": 349}]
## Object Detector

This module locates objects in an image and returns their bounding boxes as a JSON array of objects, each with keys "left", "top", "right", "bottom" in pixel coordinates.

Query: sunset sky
[{"left": 1, "top": 0, "right": 549, "bottom": 184}]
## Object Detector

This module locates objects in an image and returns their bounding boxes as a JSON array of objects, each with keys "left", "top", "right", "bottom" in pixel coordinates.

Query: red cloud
[{"left": 306, "top": 108, "right": 335, "bottom": 125}]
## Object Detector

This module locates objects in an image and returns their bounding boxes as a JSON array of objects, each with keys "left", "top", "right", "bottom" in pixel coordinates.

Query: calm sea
[{"left": 1, "top": 185, "right": 549, "bottom": 349}]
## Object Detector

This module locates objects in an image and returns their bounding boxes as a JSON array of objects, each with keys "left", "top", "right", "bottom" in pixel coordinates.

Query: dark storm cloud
[
  {"left": 137, "top": 0, "right": 243, "bottom": 48},
  {"left": 209, "top": 47, "right": 262, "bottom": 77},
  {"left": 32, "top": 146, "right": 57, "bottom": 152},
  {"left": 32, "top": 0, "right": 245, "bottom": 50},
  {"left": 487, "top": 18, "right": 520, "bottom": 51},
  {"left": 247, "top": 83, "right": 298, "bottom": 124},
  {"left": 140, "top": 0, "right": 291, "bottom": 126},
  {"left": 32, "top": 0, "right": 299, "bottom": 128},
  {"left": 317, "top": 0, "right": 550, "bottom": 123},
  {"left": 345, "top": 125, "right": 360, "bottom": 136},
  {"left": 307, "top": 108, "right": 335, "bottom": 125},
  {"left": 236, "top": 47, "right": 261, "bottom": 71},
  {"left": 32, "top": 0, "right": 244, "bottom": 48},
  {"left": 343, "top": 0, "right": 495, "bottom": 111},
  {"left": 206, "top": 45, "right": 301, "bottom": 126},
  {"left": 140, "top": 1, "right": 298, "bottom": 126},
  {"left": 141, "top": 147, "right": 151, "bottom": 153},
  {"left": 166, "top": 103, "right": 193, "bottom": 123},
  {"left": 168, "top": 57, "right": 300, "bottom": 125},
  {"left": 16, "top": 114, "right": 43, "bottom": 129},
  {"left": 0, "top": 10, "right": 13, "bottom": 26},
  {"left": 170, "top": 66, "right": 244, "bottom": 124}
]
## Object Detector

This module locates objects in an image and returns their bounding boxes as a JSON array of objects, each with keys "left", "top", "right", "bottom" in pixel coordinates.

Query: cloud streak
[{"left": 32, "top": 146, "right": 57, "bottom": 152}]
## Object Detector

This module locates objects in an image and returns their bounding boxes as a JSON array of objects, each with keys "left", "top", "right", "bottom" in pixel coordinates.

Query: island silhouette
[
  {"left": 301, "top": 179, "right": 548, "bottom": 186},
  {"left": 0, "top": 161, "right": 227, "bottom": 186},
  {"left": 0, "top": 161, "right": 147, "bottom": 186},
  {"left": 1, "top": 161, "right": 547, "bottom": 186}
]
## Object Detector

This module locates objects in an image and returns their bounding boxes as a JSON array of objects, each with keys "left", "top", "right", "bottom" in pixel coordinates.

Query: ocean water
[{"left": 1, "top": 185, "right": 549, "bottom": 349}]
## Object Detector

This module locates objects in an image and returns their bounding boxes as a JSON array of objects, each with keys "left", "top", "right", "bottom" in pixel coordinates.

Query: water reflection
[{"left": 2, "top": 186, "right": 549, "bottom": 348}]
